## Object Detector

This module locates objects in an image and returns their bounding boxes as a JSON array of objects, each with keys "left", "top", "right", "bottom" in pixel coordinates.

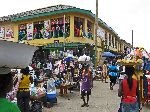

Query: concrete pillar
[
  {"left": 114, "top": 37, "right": 116, "bottom": 48},
  {"left": 69, "top": 15, "right": 74, "bottom": 37},
  {"left": 84, "top": 18, "right": 88, "bottom": 38},
  {"left": 107, "top": 33, "right": 109, "bottom": 46},
  {"left": 13, "top": 23, "right": 19, "bottom": 42}
]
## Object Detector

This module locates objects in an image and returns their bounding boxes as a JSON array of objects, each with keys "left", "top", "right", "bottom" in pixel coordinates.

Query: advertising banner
[
  {"left": 97, "top": 27, "right": 105, "bottom": 40},
  {"left": 5, "top": 26, "right": 14, "bottom": 38},
  {"left": 0, "top": 27, "right": 5, "bottom": 38},
  {"left": 27, "top": 23, "right": 33, "bottom": 40},
  {"left": 44, "top": 20, "right": 51, "bottom": 38}
]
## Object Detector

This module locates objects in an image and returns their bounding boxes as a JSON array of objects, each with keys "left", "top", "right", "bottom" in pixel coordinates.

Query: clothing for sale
[
  {"left": 145, "top": 61, "right": 150, "bottom": 71},
  {"left": 0, "top": 98, "right": 20, "bottom": 112}
]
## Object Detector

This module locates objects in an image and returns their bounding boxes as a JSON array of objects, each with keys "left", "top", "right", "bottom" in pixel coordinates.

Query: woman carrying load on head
[
  {"left": 80, "top": 65, "right": 92, "bottom": 107},
  {"left": 118, "top": 66, "right": 139, "bottom": 112}
]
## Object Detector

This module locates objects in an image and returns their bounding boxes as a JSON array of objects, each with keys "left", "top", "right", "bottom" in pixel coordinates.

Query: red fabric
[
  {"left": 148, "top": 79, "right": 150, "bottom": 94},
  {"left": 122, "top": 79, "right": 137, "bottom": 103}
]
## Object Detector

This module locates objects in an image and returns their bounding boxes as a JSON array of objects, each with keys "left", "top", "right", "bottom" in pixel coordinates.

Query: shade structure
[
  {"left": 102, "top": 52, "right": 116, "bottom": 57},
  {"left": 0, "top": 40, "right": 37, "bottom": 69}
]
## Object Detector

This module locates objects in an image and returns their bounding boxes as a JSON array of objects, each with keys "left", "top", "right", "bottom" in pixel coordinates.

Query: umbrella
[
  {"left": 102, "top": 52, "right": 115, "bottom": 57},
  {"left": 64, "top": 57, "right": 73, "bottom": 62},
  {"left": 64, "top": 53, "right": 74, "bottom": 62},
  {"left": 78, "top": 54, "right": 91, "bottom": 63}
]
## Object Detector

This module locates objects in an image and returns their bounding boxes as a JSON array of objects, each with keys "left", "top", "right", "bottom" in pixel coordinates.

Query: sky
[{"left": 0, "top": 0, "right": 150, "bottom": 51}]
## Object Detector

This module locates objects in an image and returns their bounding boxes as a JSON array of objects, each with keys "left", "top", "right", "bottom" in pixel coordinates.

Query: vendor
[
  {"left": 118, "top": 66, "right": 139, "bottom": 111},
  {"left": 17, "top": 67, "right": 33, "bottom": 112},
  {"left": 0, "top": 68, "right": 20, "bottom": 112}
]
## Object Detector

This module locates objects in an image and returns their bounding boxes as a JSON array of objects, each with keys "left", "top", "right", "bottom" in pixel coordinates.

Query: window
[
  {"left": 51, "top": 16, "right": 70, "bottom": 38},
  {"left": 18, "top": 16, "right": 70, "bottom": 40},
  {"left": 33, "top": 21, "right": 44, "bottom": 39},
  {"left": 74, "top": 17, "right": 85, "bottom": 37}
]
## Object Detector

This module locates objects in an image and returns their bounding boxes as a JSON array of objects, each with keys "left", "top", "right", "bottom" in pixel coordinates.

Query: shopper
[
  {"left": 80, "top": 65, "right": 91, "bottom": 107},
  {"left": 102, "top": 61, "right": 108, "bottom": 83},
  {"left": 17, "top": 67, "right": 33, "bottom": 112},
  {"left": 118, "top": 66, "right": 139, "bottom": 112},
  {"left": 108, "top": 61, "right": 118, "bottom": 90},
  {"left": 0, "top": 68, "right": 20, "bottom": 112}
]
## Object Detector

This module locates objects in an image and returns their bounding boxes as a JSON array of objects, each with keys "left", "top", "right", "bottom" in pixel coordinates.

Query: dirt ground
[{"left": 43, "top": 81, "right": 150, "bottom": 112}]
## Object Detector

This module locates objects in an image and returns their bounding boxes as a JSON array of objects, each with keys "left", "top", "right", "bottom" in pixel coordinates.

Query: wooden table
[{"left": 59, "top": 84, "right": 73, "bottom": 96}]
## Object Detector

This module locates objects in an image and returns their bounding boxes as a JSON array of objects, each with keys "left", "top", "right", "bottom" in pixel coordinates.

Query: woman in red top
[{"left": 118, "top": 66, "right": 139, "bottom": 112}]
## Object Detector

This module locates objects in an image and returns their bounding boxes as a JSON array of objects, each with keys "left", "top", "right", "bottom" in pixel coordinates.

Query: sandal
[
  {"left": 85, "top": 103, "right": 89, "bottom": 107},
  {"left": 81, "top": 103, "right": 86, "bottom": 107}
]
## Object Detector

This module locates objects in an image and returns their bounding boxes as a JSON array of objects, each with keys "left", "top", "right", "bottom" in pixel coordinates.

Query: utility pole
[
  {"left": 132, "top": 30, "right": 133, "bottom": 49},
  {"left": 95, "top": 0, "right": 98, "bottom": 68},
  {"left": 63, "top": 15, "right": 66, "bottom": 52}
]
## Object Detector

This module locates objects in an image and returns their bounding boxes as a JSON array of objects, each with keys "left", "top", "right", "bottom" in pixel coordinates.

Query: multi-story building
[{"left": 0, "top": 5, "right": 131, "bottom": 63}]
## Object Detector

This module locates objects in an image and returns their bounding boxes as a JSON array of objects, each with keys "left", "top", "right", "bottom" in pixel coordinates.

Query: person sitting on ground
[
  {"left": 0, "top": 68, "right": 20, "bottom": 112},
  {"left": 118, "top": 66, "right": 139, "bottom": 112}
]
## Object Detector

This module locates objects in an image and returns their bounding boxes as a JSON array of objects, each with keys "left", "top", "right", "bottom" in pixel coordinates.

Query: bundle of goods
[
  {"left": 117, "top": 47, "right": 145, "bottom": 66},
  {"left": 30, "top": 84, "right": 46, "bottom": 100}
]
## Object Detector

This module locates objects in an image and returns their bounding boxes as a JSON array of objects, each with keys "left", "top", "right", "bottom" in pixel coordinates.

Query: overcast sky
[{"left": 1, "top": 0, "right": 150, "bottom": 51}]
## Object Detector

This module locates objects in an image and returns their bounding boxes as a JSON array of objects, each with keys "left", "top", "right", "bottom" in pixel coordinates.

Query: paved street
[{"left": 43, "top": 80, "right": 150, "bottom": 112}]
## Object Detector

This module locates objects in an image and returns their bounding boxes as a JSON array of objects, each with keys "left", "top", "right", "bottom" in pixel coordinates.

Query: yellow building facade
[{"left": 0, "top": 5, "right": 131, "bottom": 63}]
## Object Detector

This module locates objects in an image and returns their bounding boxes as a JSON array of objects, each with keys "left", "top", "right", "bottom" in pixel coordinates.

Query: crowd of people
[{"left": 1, "top": 48, "right": 150, "bottom": 112}]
